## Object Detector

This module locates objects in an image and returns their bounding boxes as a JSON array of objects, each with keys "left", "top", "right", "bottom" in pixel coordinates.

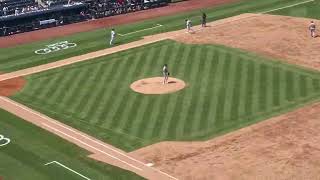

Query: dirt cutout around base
[
  {"left": 129, "top": 14, "right": 320, "bottom": 180},
  {"left": 0, "top": 75, "right": 25, "bottom": 96},
  {"left": 130, "top": 77, "right": 186, "bottom": 94}
]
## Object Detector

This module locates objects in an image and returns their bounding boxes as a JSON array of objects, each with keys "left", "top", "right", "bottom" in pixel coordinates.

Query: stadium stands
[{"left": 0, "top": 0, "right": 168, "bottom": 36}]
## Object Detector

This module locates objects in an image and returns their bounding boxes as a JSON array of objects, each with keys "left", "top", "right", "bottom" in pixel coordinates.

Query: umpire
[{"left": 202, "top": 12, "right": 207, "bottom": 27}]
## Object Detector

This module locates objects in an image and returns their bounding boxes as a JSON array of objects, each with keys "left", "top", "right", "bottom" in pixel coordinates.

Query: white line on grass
[
  {"left": 0, "top": 97, "right": 179, "bottom": 180},
  {"left": 45, "top": 161, "right": 91, "bottom": 180},
  {"left": 47, "top": 117, "right": 179, "bottom": 180},
  {"left": 259, "top": 0, "right": 314, "bottom": 14},
  {"left": 118, "top": 24, "right": 163, "bottom": 36},
  {"left": 42, "top": 123, "right": 143, "bottom": 171}
]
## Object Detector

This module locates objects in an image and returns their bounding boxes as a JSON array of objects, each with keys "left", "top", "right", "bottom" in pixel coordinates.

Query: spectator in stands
[
  {"left": 15, "top": 8, "right": 19, "bottom": 16},
  {"left": 2, "top": 6, "right": 7, "bottom": 16},
  {"left": 22, "top": 7, "right": 26, "bottom": 13}
]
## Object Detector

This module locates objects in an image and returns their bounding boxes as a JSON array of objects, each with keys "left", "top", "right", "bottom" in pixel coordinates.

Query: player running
[{"left": 162, "top": 64, "right": 169, "bottom": 84}]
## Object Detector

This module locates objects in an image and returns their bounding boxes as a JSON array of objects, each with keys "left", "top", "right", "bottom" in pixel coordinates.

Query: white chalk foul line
[
  {"left": 118, "top": 24, "right": 163, "bottom": 36},
  {"left": 45, "top": 161, "right": 91, "bottom": 180},
  {"left": 260, "top": 0, "right": 315, "bottom": 14},
  {"left": 42, "top": 123, "right": 142, "bottom": 171},
  {"left": 47, "top": 112, "right": 179, "bottom": 180},
  {"left": 0, "top": 97, "right": 178, "bottom": 180}
]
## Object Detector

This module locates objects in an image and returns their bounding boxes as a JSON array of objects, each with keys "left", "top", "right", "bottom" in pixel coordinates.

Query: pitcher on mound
[{"left": 163, "top": 64, "right": 169, "bottom": 84}]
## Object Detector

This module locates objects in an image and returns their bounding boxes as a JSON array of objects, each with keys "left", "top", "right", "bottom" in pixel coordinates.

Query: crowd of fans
[
  {"left": 0, "top": 0, "right": 43, "bottom": 17},
  {"left": 0, "top": 0, "right": 167, "bottom": 36}
]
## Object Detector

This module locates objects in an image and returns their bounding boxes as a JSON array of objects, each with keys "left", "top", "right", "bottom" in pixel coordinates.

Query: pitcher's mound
[{"left": 130, "top": 77, "right": 186, "bottom": 95}]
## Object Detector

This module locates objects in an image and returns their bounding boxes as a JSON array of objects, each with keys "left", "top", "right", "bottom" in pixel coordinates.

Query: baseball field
[{"left": 1, "top": 0, "right": 320, "bottom": 179}]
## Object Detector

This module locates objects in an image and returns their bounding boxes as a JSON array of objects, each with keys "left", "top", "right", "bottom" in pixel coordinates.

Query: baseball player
[
  {"left": 162, "top": 64, "right": 169, "bottom": 84},
  {"left": 186, "top": 19, "right": 192, "bottom": 33},
  {"left": 109, "top": 28, "right": 116, "bottom": 45},
  {"left": 201, "top": 12, "right": 207, "bottom": 27},
  {"left": 309, "top": 21, "right": 316, "bottom": 38}
]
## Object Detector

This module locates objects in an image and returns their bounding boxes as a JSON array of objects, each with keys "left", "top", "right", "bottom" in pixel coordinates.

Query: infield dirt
[
  {"left": 0, "top": 74, "right": 25, "bottom": 96},
  {"left": 129, "top": 14, "right": 320, "bottom": 180},
  {"left": 2, "top": 13, "right": 320, "bottom": 180},
  {"left": 130, "top": 77, "right": 186, "bottom": 95}
]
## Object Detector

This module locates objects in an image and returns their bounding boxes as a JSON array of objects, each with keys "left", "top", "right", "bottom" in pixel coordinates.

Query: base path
[
  {"left": 0, "top": 13, "right": 255, "bottom": 81},
  {"left": 0, "top": 0, "right": 236, "bottom": 48},
  {"left": 0, "top": 96, "right": 178, "bottom": 180},
  {"left": 0, "top": 14, "right": 256, "bottom": 180}
]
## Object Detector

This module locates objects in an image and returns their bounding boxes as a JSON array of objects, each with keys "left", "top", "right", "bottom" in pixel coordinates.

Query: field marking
[
  {"left": 45, "top": 161, "right": 91, "bottom": 180},
  {"left": 47, "top": 113, "right": 179, "bottom": 180},
  {"left": 260, "top": 0, "right": 315, "bottom": 14},
  {"left": 118, "top": 24, "right": 163, "bottom": 36},
  {"left": 42, "top": 123, "right": 142, "bottom": 171},
  {"left": 0, "top": 134, "right": 10, "bottom": 147},
  {"left": 0, "top": 96, "right": 179, "bottom": 180}
]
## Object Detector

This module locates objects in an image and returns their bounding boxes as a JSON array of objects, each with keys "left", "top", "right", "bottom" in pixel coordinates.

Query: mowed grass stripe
[
  {"left": 136, "top": 45, "right": 172, "bottom": 139},
  {"left": 58, "top": 66, "right": 96, "bottom": 113},
  {"left": 23, "top": 77, "right": 51, "bottom": 102},
  {"left": 214, "top": 52, "right": 232, "bottom": 127},
  {"left": 78, "top": 61, "right": 114, "bottom": 121},
  {"left": 292, "top": 73, "right": 300, "bottom": 101},
  {"left": 93, "top": 55, "right": 133, "bottom": 127},
  {"left": 279, "top": 69, "right": 288, "bottom": 106},
  {"left": 68, "top": 66, "right": 103, "bottom": 116},
  {"left": 222, "top": 54, "right": 239, "bottom": 124},
  {"left": 265, "top": 65, "right": 274, "bottom": 110},
  {"left": 244, "top": 61, "right": 255, "bottom": 117},
  {"left": 141, "top": 44, "right": 174, "bottom": 139},
  {"left": 182, "top": 46, "right": 206, "bottom": 136},
  {"left": 110, "top": 48, "right": 164, "bottom": 132},
  {"left": 197, "top": 49, "right": 216, "bottom": 133},
  {"left": 101, "top": 52, "right": 143, "bottom": 129},
  {"left": 229, "top": 58, "right": 243, "bottom": 122},
  {"left": 51, "top": 69, "right": 82, "bottom": 111},
  {"left": 299, "top": 75, "right": 307, "bottom": 98},
  {"left": 206, "top": 50, "right": 224, "bottom": 129},
  {"left": 126, "top": 45, "right": 168, "bottom": 137},
  {"left": 272, "top": 66, "right": 280, "bottom": 107},
  {"left": 157, "top": 44, "right": 187, "bottom": 139},
  {"left": 237, "top": 59, "right": 249, "bottom": 118},
  {"left": 190, "top": 46, "right": 211, "bottom": 133},
  {"left": 285, "top": 70, "right": 294, "bottom": 101},
  {"left": 166, "top": 45, "right": 193, "bottom": 139},
  {"left": 130, "top": 44, "right": 169, "bottom": 138},
  {"left": 312, "top": 78, "right": 320, "bottom": 91},
  {"left": 151, "top": 44, "right": 183, "bottom": 139},
  {"left": 259, "top": 64, "right": 268, "bottom": 111},
  {"left": 173, "top": 46, "right": 198, "bottom": 138},
  {"left": 251, "top": 60, "right": 261, "bottom": 114},
  {"left": 88, "top": 58, "right": 125, "bottom": 124},
  {"left": 123, "top": 46, "right": 161, "bottom": 134},
  {"left": 36, "top": 72, "right": 62, "bottom": 101}
]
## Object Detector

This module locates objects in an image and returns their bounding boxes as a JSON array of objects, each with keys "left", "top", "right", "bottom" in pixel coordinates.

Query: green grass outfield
[
  {"left": 12, "top": 40, "right": 320, "bottom": 151},
  {"left": 0, "top": 109, "right": 144, "bottom": 179},
  {"left": 271, "top": 0, "right": 320, "bottom": 19},
  {"left": 0, "top": 0, "right": 319, "bottom": 72},
  {"left": 0, "top": 109, "right": 142, "bottom": 180}
]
